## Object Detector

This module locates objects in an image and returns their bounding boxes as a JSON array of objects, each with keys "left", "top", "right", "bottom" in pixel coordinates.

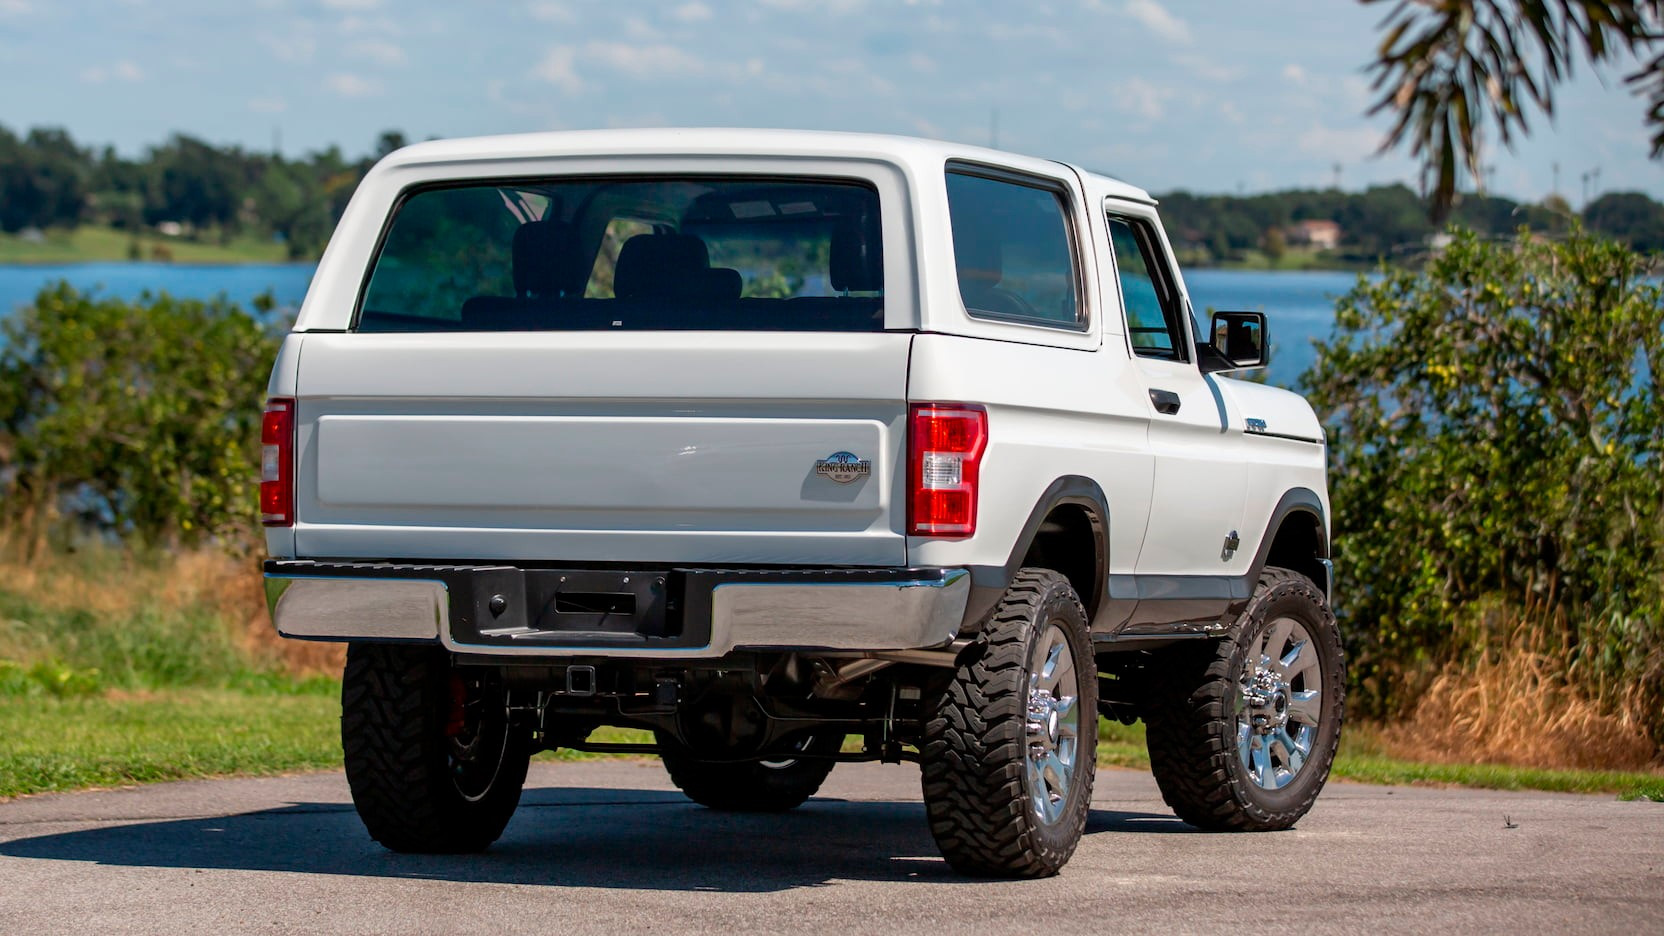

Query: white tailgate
[{"left": 292, "top": 331, "right": 912, "bottom": 566}]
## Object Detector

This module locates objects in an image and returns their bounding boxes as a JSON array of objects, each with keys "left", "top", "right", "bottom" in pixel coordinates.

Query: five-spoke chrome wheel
[
  {"left": 1025, "top": 622, "right": 1082, "bottom": 825},
  {"left": 1235, "top": 615, "right": 1323, "bottom": 790}
]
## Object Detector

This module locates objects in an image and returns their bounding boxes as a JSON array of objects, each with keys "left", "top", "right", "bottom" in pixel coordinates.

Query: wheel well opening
[
  {"left": 1020, "top": 504, "right": 1102, "bottom": 617},
  {"left": 1264, "top": 511, "right": 1327, "bottom": 593}
]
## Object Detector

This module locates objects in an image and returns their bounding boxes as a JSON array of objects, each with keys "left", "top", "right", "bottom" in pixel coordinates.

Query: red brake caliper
[{"left": 444, "top": 673, "right": 468, "bottom": 738}]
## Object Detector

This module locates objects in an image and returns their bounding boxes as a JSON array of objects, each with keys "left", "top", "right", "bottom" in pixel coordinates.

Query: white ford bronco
[{"left": 263, "top": 129, "right": 1341, "bottom": 878}]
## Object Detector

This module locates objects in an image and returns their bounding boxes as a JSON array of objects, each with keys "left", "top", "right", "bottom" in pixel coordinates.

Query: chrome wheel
[
  {"left": 1235, "top": 616, "right": 1323, "bottom": 791},
  {"left": 1025, "top": 622, "right": 1082, "bottom": 825}
]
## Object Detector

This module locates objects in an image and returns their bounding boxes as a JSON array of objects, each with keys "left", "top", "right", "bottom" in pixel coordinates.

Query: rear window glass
[
  {"left": 356, "top": 177, "right": 884, "bottom": 333},
  {"left": 945, "top": 171, "right": 1079, "bottom": 327}
]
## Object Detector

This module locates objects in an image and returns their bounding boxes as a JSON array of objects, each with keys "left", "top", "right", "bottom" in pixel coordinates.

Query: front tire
[
  {"left": 1143, "top": 567, "right": 1345, "bottom": 831},
  {"left": 341, "top": 643, "right": 531, "bottom": 853},
  {"left": 657, "top": 731, "right": 842, "bottom": 811},
  {"left": 920, "top": 568, "right": 1097, "bottom": 878}
]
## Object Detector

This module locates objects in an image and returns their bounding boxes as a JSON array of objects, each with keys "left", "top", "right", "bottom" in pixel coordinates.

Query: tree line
[
  {"left": 0, "top": 125, "right": 412, "bottom": 260},
  {"left": 3, "top": 123, "right": 1663, "bottom": 265},
  {"left": 1157, "top": 184, "right": 1664, "bottom": 264}
]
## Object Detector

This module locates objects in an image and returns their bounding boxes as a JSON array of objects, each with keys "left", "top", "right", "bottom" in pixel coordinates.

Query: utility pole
[
  {"left": 1484, "top": 165, "right": 1496, "bottom": 195},
  {"left": 1552, "top": 161, "right": 1560, "bottom": 198},
  {"left": 1331, "top": 162, "right": 1342, "bottom": 190},
  {"left": 1581, "top": 170, "right": 1591, "bottom": 207}
]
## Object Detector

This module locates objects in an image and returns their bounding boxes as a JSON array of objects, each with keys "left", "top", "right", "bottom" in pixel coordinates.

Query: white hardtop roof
[{"left": 379, "top": 128, "right": 1154, "bottom": 203}]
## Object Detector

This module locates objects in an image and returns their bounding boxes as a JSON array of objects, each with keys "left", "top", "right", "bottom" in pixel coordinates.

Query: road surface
[{"left": 0, "top": 760, "right": 1659, "bottom": 934}]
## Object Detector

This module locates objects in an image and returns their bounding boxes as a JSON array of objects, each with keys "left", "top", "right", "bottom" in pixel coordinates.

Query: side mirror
[{"left": 1200, "top": 310, "right": 1268, "bottom": 373}]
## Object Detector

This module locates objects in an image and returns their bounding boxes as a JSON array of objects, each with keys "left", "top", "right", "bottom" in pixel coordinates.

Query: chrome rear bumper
[{"left": 264, "top": 561, "right": 969, "bottom": 659}]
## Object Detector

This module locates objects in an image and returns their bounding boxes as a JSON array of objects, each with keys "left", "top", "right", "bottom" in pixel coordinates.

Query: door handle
[{"left": 1149, "top": 389, "right": 1181, "bottom": 415}]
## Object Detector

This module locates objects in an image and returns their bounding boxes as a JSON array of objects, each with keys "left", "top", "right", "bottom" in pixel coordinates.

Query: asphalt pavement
[{"left": 0, "top": 759, "right": 1659, "bottom": 935}]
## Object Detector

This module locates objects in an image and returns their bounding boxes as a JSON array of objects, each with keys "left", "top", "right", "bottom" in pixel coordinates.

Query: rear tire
[
  {"left": 1143, "top": 567, "right": 1344, "bottom": 831},
  {"left": 341, "top": 643, "right": 531, "bottom": 853},
  {"left": 920, "top": 568, "right": 1097, "bottom": 878},
  {"left": 657, "top": 731, "right": 841, "bottom": 811}
]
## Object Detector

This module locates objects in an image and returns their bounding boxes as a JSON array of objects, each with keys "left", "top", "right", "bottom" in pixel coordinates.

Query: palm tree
[{"left": 1367, "top": 0, "right": 1662, "bottom": 218}]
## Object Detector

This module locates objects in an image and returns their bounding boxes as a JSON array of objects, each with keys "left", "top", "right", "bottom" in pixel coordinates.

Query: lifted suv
[{"left": 263, "top": 129, "right": 1341, "bottom": 877}]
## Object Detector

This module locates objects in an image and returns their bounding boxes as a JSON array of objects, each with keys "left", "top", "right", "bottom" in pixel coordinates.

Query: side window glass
[
  {"left": 1107, "top": 216, "right": 1186, "bottom": 361},
  {"left": 945, "top": 172, "right": 1080, "bottom": 326}
]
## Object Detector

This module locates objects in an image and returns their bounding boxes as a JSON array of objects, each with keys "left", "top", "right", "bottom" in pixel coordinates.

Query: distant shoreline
[{"left": 0, "top": 224, "right": 295, "bottom": 266}]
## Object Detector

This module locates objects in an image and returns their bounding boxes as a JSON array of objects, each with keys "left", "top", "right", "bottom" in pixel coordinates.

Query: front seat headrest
[{"left": 613, "top": 233, "right": 711, "bottom": 299}]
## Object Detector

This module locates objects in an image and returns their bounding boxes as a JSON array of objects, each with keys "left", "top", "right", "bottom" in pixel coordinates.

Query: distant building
[{"left": 1286, "top": 219, "right": 1342, "bottom": 250}]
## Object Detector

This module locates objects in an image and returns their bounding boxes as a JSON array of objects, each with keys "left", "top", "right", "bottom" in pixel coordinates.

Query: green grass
[
  {"left": 1092, "top": 719, "right": 1664, "bottom": 801},
  {"left": 3, "top": 692, "right": 1659, "bottom": 801},
  {"left": 0, "top": 587, "right": 280, "bottom": 694},
  {"left": 0, "top": 224, "right": 291, "bottom": 264},
  {"left": 0, "top": 688, "right": 342, "bottom": 798}
]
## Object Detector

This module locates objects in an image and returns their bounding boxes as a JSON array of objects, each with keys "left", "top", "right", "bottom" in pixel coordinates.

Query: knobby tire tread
[
  {"left": 1142, "top": 567, "right": 1344, "bottom": 831},
  {"left": 920, "top": 568, "right": 1096, "bottom": 878}
]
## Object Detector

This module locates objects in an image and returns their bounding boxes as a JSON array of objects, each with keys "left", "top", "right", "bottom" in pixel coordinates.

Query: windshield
[{"left": 356, "top": 176, "right": 884, "bottom": 333}]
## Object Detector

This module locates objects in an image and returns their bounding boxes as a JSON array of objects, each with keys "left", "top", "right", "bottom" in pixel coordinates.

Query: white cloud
[
  {"left": 531, "top": 45, "right": 584, "bottom": 94},
  {"left": 908, "top": 52, "right": 936, "bottom": 73},
  {"left": 81, "top": 60, "right": 144, "bottom": 83},
  {"left": 1173, "top": 53, "right": 1240, "bottom": 83},
  {"left": 350, "top": 38, "right": 406, "bottom": 66},
  {"left": 1123, "top": 0, "right": 1190, "bottom": 45},
  {"left": 261, "top": 32, "right": 317, "bottom": 64},
  {"left": 585, "top": 40, "right": 704, "bottom": 75},
  {"left": 669, "top": 2, "right": 712, "bottom": 23},
  {"left": 528, "top": 1, "right": 576, "bottom": 23},
  {"left": 759, "top": 0, "right": 866, "bottom": 12},
  {"left": 0, "top": 0, "right": 32, "bottom": 16},
  {"left": 623, "top": 15, "right": 661, "bottom": 40},
  {"left": 1297, "top": 123, "right": 1383, "bottom": 161},
  {"left": 248, "top": 96, "right": 288, "bottom": 113},
  {"left": 321, "top": 0, "right": 381, "bottom": 9},
  {"left": 1282, "top": 63, "right": 1307, "bottom": 84},
  {"left": 1113, "top": 75, "right": 1172, "bottom": 120},
  {"left": 326, "top": 72, "right": 382, "bottom": 97}
]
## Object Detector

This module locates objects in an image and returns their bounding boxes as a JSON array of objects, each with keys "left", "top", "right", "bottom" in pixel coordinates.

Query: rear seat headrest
[
  {"left": 830, "top": 216, "right": 883, "bottom": 293},
  {"left": 513, "top": 219, "right": 577, "bottom": 298},
  {"left": 614, "top": 233, "right": 711, "bottom": 299}
]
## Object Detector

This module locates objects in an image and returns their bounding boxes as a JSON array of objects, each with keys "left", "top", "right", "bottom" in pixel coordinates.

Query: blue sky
[{"left": 1, "top": 0, "right": 1657, "bottom": 201}]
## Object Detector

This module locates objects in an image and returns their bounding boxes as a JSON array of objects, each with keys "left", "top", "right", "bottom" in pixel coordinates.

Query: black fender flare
[
  {"left": 962, "top": 476, "right": 1110, "bottom": 629},
  {"left": 1243, "top": 486, "right": 1329, "bottom": 596}
]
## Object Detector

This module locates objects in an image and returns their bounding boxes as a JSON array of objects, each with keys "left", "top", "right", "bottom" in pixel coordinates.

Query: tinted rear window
[{"left": 356, "top": 177, "right": 884, "bottom": 333}]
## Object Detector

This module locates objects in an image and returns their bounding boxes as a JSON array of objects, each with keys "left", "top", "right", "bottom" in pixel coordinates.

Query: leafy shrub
[
  {"left": 0, "top": 283, "right": 280, "bottom": 547},
  {"left": 1304, "top": 228, "right": 1664, "bottom": 748}
]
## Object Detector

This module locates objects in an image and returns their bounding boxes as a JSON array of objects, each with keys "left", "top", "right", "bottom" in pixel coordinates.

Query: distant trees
[
  {"left": 1583, "top": 191, "right": 1664, "bottom": 251},
  {"left": 1154, "top": 183, "right": 1653, "bottom": 264},
  {"left": 0, "top": 124, "right": 411, "bottom": 258},
  {"left": 0, "top": 126, "right": 89, "bottom": 232}
]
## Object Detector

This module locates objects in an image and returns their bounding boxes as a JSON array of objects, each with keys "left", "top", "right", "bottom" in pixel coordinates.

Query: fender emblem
[
  {"left": 814, "top": 451, "right": 871, "bottom": 484},
  {"left": 1245, "top": 418, "right": 1268, "bottom": 434}
]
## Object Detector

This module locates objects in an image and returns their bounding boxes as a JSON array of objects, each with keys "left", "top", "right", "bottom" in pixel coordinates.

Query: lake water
[{"left": 0, "top": 264, "right": 1361, "bottom": 389}]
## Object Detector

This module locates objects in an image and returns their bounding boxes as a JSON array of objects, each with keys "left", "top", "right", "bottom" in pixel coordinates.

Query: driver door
[{"left": 1104, "top": 202, "right": 1248, "bottom": 592}]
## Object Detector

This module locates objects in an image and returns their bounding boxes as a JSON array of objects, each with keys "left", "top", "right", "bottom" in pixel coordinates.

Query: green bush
[
  {"left": 1304, "top": 228, "right": 1664, "bottom": 745},
  {"left": 0, "top": 283, "right": 280, "bottom": 546}
]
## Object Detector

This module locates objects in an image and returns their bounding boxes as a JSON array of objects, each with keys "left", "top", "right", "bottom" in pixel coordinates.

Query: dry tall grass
[
  {"left": 1378, "top": 643, "right": 1659, "bottom": 771},
  {"left": 0, "top": 538, "right": 341, "bottom": 676}
]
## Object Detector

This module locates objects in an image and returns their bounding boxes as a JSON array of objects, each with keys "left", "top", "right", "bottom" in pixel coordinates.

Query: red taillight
[
  {"left": 908, "top": 403, "right": 988, "bottom": 538},
  {"left": 261, "top": 397, "right": 294, "bottom": 527}
]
